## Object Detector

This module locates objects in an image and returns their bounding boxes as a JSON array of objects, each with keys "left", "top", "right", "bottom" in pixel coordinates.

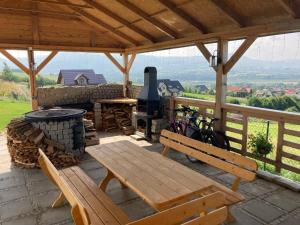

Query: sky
[{"left": 1, "top": 32, "right": 300, "bottom": 62}]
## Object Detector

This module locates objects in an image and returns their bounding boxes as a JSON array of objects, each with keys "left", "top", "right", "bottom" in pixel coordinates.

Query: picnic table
[{"left": 86, "top": 140, "right": 244, "bottom": 211}]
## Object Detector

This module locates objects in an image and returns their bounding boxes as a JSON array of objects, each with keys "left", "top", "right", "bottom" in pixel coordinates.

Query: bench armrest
[{"left": 127, "top": 192, "right": 226, "bottom": 225}]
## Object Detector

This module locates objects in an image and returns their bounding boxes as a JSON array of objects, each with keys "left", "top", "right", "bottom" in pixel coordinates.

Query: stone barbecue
[{"left": 25, "top": 108, "right": 86, "bottom": 156}]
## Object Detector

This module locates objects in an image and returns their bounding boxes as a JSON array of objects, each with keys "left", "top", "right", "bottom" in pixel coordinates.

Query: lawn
[{"left": 0, "top": 99, "right": 31, "bottom": 132}]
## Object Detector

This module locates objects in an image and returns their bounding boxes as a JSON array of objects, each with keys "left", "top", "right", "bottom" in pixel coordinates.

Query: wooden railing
[{"left": 172, "top": 97, "right": 300, "bottom": 175}]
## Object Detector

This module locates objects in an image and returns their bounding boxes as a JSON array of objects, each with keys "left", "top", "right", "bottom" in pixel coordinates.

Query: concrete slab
[
  {"left": 242, "top": 199, "right": 285, "bottom": 223},
  {"left": 264, "top": 189, "right": 300, "bottom": 211}
]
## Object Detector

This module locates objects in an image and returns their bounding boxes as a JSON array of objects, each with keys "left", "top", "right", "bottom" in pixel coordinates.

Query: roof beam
[
  {"left": 31, "top": 0, "right": 92, "bottom": 9},
  {"left": 115, "top": 0, "right": 178, "bottom": 39},
  {"left": 127, "top": 53, "right": 136, "bottom": 72},
  {"left": 125, "top": 19, "right": 300, "bottom": 54},
  {"left": 0, "top": 50, "right": 30, "bottom": 75},
  {"left": 82, "top": 0, "right": 156, "bottom": 43},
  {"left": 36, "top": 51, "right": 58, "bottom": 75},
  {"left": 0, "top": 6, "right": 79, "bottom": 18},
  {"left": 276, "top": 0, "right": 299, "bottom": 18},
  {"left": 67, "top": 6, "right": 139, "bottom": 46},
  {"left": 31, "top": 3, "right": 40, "bottom": 45},
  {"left": 223, "top": 36, "right": 257, "bottom": 74},
  {"left": 210, "top": 0, "right": 246, "bottom": 27},
  {"left": 158, "top": 0, "right": 207, "bottom": 33}
]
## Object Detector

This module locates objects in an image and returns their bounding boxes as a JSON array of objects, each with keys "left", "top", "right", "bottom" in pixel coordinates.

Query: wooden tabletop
[
  {"left": 96, "top": 98, "right": 137, "bottom": 104},
  {"left": 86, "top": 141, "right": 244, "bottom": 211}
]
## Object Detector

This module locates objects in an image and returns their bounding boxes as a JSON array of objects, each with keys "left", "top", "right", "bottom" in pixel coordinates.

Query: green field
[
  {"left": 183, "top": 92, "right": 248, "bottom": 105},
  {"left": 0, "top": 99, "right": 31, "bottom": 132}
]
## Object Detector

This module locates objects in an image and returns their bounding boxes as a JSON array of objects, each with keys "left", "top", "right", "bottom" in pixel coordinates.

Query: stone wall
[
  {"left": 37, "top": 84, "right": 124, "bottom": 107},
  {"left": 128, "top": 85, "right": 142, "bottom": 99}
]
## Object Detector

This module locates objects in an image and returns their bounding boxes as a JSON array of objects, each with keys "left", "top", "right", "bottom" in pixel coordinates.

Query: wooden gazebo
[{"left": 1, "top": 0, "right": 300, "bottom": 110}]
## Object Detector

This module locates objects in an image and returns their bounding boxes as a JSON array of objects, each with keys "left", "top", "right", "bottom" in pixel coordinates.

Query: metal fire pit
[{"left": 25, "top": 108, "right": 86, "bottom": 156}]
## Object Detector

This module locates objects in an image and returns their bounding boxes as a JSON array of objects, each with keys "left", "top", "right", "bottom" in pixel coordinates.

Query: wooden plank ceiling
[{"left": 0, "top": 0, "right": 300, "bottom": 53}]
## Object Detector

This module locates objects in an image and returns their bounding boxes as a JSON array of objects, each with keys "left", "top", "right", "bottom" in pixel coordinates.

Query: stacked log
[
  {"left": 6, "top": 118, "right": 78, "bottom": 169},
  {"left": 102, "top": 104, "right": 135, "bottom": 135},
  {"left": 84, "top": 119, "right": 99, "bottom": 146}
]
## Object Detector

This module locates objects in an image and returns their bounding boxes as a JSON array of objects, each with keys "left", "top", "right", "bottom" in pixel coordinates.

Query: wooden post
[
  {"left": 276, "top": 120, "right": 284, "bottom": 173},
  {"left": 27, "top": 49, "right": 38, "bottom": 110},
  {"left": 214, "top": 39, "right": 228, "bottom": 131},
  {"left": 123, "top": 53, "right": 129, "bottom": 97},
  {"left": 241, "top": 114, "right": 248, "bottom": 155}
]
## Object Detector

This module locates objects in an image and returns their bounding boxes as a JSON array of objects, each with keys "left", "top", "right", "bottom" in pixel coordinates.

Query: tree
[{"left": 1, "top": 62, "right": 14, "bottom": 81}]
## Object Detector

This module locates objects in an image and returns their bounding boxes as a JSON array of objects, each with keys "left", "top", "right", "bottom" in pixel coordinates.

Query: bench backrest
[
  {"left": 38, "top": 149, "right": 90, "bottom": 225},
  {"left": 160, "top": 129, "right": 257, "bottom": 182}
]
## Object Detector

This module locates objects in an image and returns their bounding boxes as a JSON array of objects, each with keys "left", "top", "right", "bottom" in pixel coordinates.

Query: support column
[
  {"left": 123, "top": 53, "right": 129, "bottom": 97},
  {"left": 214, "top": 39, "right": 228, "bottom": 131},
  {"left": 27, "top": 49, "right": 38, "bottom": 110}
]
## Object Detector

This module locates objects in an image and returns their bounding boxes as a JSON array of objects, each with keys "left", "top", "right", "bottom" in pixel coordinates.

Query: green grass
[
  {"left": 183, "top": 92, "right": 248, "bottom": 105},
  {"left": 0, "top": 99, "right": 31, "bottom": 132}
]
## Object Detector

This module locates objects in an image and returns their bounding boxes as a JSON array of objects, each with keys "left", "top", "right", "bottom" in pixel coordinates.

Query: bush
[
  {"left": 228, "top": 98, "right": 240, "bottom": 105},
  {"left": 247, "top": 96, "right": 300, "bottom": 112}
]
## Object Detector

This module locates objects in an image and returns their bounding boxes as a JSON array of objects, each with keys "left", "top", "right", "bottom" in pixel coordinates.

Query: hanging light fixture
[{"left": 209, "top": 50, "right": 221, "bottom": 68}]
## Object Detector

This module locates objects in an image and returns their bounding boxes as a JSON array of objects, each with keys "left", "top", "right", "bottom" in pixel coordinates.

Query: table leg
[
  {"left": 99, "top": 170, "right": 115, "bottom": 191},
  {"left": 226, "top": 208, "right": 236, "bottom": 223},
  {"left": 52, "top": 192, "right": 65, "bottom": 208}
]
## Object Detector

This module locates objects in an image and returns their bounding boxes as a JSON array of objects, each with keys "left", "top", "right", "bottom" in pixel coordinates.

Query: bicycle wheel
[
  {"left": 185, "top": 128, "right": 202, "bottom": 163},
  {"left": 213, "top": 131, "right": 231, "bottom": 151}
]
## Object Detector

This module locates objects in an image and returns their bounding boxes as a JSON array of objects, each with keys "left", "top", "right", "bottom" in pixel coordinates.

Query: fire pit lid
[{"left": 25, "top": 108, "right": 86, "bottom": 121}]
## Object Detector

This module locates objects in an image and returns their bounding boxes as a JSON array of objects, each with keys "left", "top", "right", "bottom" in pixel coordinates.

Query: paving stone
[
  {"left": 240, "top": 180, "right": 278, "bottom": 196},
  {"left": 226, "top": 206, "right": 264, "bottom": 225},
  {"left": 0, "top": 176, "right": 26, "bottom": 190},
  {"left": 2, "top": 215, "right": 37, "bottom": 225},
  {"left": 32, "top": 190, "right": 61, "bottom": 209},
  {"left": 119, "top": 198, "right": 155, "bottom": 221},
  {"left": 27, "top": 179, "right": 57, "bottom": 195},
  {"left": 278, "top": 215, "right": 300, "bottom": 225},
  {"left": 0, "top": 185, "right": 28, "bottom": 203},
  {"left": 40, "top": 205, "right": 72, "bottom": 225},
  {"left": 0, "top": 198, "right": 34, "bottom": 220},
  {"left": 79, "top": 160, "right": 102, "bottom": 171},
  {"left": 108, "top": 187, "right": 139, "bottom": 204},
  {"left": 242, "top": 199, "right": 285, "bottom": 223},
  {"left": 85, "top": 168, "right": 106, "bottom": 183},
  {"left": 264, "top": 189, "right": 300, "bottom": 211},
  {"left": 24, "top": 169, "right": 47, "bottom": 183}
]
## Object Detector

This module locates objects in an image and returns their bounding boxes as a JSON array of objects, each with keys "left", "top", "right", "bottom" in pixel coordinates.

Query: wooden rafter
[
  {"left": 67, "top": 6, "right": 139, "bottom": 46},
  {"left": 83, "top": 0, "right": 156, "bottom": 43},
  {"left": 104, "top": 53, "right": 126, "bottom": 73},
  {"left": 125, "top": 19, "right": 300, "bottom": 54},
  {"left": 210, "top": 0, "right": 246, "bottom": 27},
  {"left": 0, "top": 50, "right": 29, "bottom": 75},
  {"left": 276, "top": 0, "right": 299, "bottom": 18},
  {"left": 31, "top": 0, "right": 92, "bottom": 9},
  {"left": 115, "top": 0, "right": 178, "bottom": 39},
  {"left": 158, "top": 0, "right": 207, "bottom": 33},
  {"left": 223, "top": 36, "right": 257, "bottom": 74},
  {"left": 32, "top": 2, "right": 40, "bottom": 45},
  {"left": 0, "top": 6, "right": 79, "bottom": 18},
  {"left": 36, "top": 51, "right": 58, "bottom": 74}
]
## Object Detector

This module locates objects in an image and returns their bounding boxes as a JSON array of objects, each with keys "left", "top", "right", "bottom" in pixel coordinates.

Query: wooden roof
[{"left": 1, "top": 0, "right": 300, "bottom": 53}]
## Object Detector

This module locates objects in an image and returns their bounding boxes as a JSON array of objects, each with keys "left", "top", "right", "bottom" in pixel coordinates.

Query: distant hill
[{"left": 0, "top": 53, "right": 300, "bottom": 84}]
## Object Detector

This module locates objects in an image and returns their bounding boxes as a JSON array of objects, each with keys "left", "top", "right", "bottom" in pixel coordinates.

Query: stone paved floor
[{"left": 0, "top": 132, "right": 300, "bottom": 225}]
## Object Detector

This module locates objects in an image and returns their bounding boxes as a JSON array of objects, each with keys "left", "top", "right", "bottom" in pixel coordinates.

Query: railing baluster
[
  {"left": 275, "top": 120, "right": 284, "bottom": 173},
  {"left": 241, "top": 114, "right": 248, "bottom": 156}
]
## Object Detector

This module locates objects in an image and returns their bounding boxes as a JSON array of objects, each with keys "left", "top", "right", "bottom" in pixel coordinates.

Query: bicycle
[{"left": 169, "top": 106, "right": 230, "bottom": 163}]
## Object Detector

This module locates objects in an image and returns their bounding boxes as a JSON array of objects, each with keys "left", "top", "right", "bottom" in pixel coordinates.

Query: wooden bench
[
  {"left": 38, "top": 149, "right": 228, "bottom": 225},
  {"left": 160, "top": 129, "right": 258, "bottom": 192}
]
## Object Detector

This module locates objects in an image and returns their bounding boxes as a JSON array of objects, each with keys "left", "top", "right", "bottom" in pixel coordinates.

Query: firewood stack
[
  {"left": 84, "top": 119, "right": 99, "bottom": 146},
  {"left": 102, "top": 104, "right": 135, "bottom": 135},
  {"left": 6, "top": 118, "right": 79, "bottom": 169}
]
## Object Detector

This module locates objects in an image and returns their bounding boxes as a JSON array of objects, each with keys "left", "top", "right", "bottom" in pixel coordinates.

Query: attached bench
[
  {"left": 38, "top": 149, "right": 228, "bottom": 225},
  {"left": 160, "top": 129, "right": 258, "bottom": 192}
]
